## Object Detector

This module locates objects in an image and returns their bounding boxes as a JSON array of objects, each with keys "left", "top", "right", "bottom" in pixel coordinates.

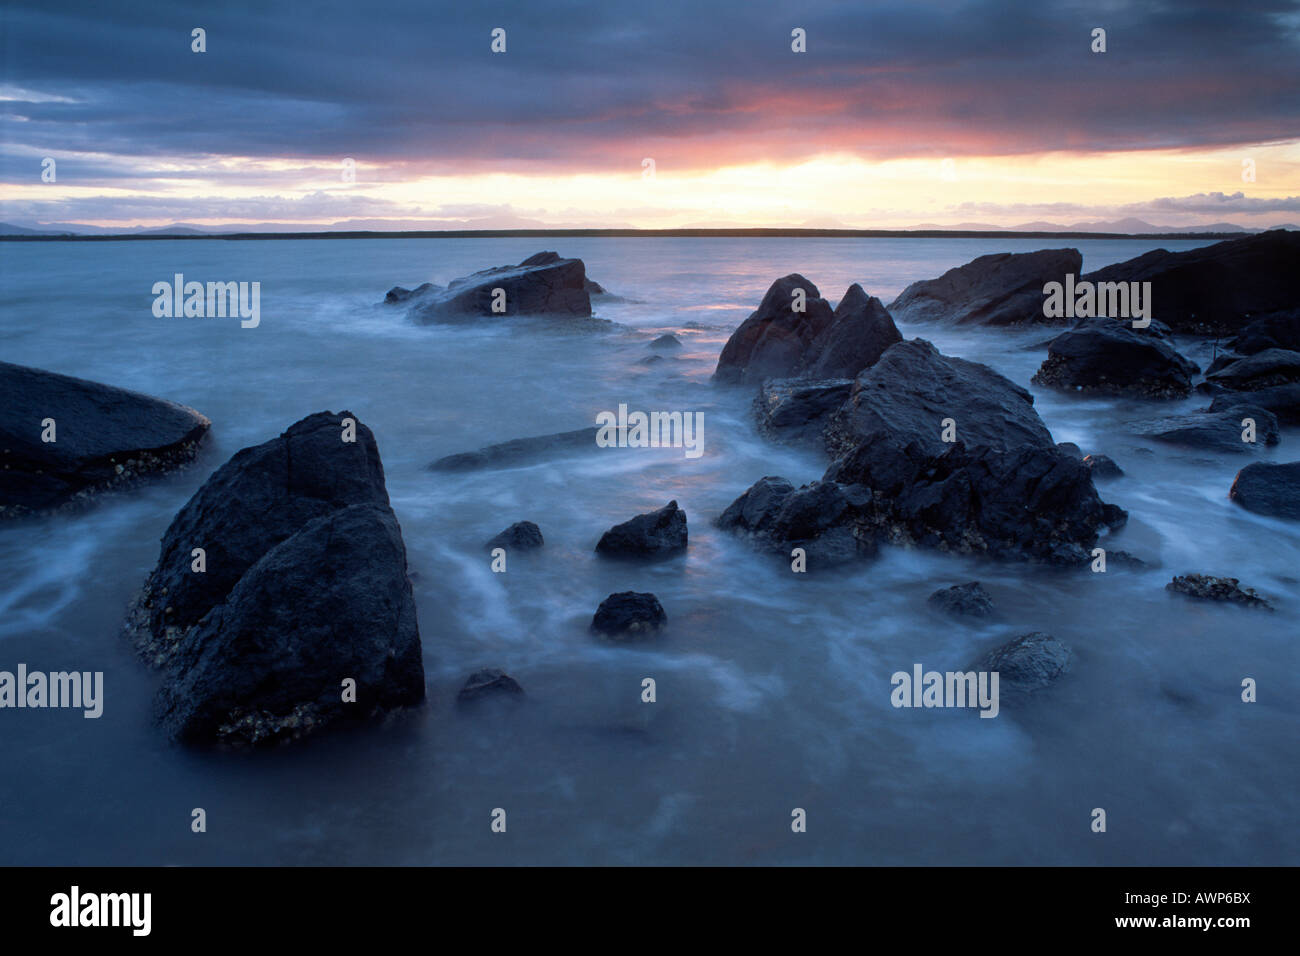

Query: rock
[
  {"left": 637, "top": 355, "right": 667, "bottom": 366},
  {"left": 457, "top": 668, "right": 525, "bottom": 702},
  {"left": 125, "top": 411, "right": 423, "bottom": 745},
  {"left": 1209, "top": 383, "right": 1300, "bottom": 424},
  {"left": 1056, "top": 442, "right": 1083, "bottom": 459},
  {"left": 1204, "top": 348, "right": 1300, "bottom": 391},
  {"left": 596, "top": 501, "right": 687, "bottom": 558},
  {"left": 1232, "top": 309, "right": 1300, "bottom": 354},
  {"left": 714, "top": 278, "right": 900, "bottom": 384},
  {"left": 722, "top": 434, "right": 1124, "bottom": 567},
  {"left": 928, "top": 582, "right": 994, "bottom": 618},
  {"left": 391, "top": 252, "right": 596, "bottom": 321},
  {"left": 888, "top": 248, "right": 1082, "bottom": 326},
  {"left": 1166, "top": 573, "right": 1272, "bottom": 610},
  {"left": 0, "top": 361, "right": 210, "bottom": 519},
  {"left": 430, "top": 426, "right": 605, "bottom": 472},
  {"left": 825, "top": 338, "right": 1054, "bottom": 457},
  {"left": 591, "top": 591, "right": 666, "bottom": 639},
  {"left": 485, "top": 521, "right": 544, "bottom": 551},
  {"left": 1082, "top": 454, "right": 1124, "bottom": 480},
  {"left": 1078, "top": 230, "right": 1300, "bottom": 334},
  {"left": 968, "top": 632, "right": 1072, "bottom": 696},
  {"left": 1030, "top": 316, "right": 1198, "bottom": 398},
  {"left": 1229, "top": 461, "right": 1300, "bottom": 521},
  {"left": 650, "top": 333, "right": 683, "bottom": 350},
  {"left": 753, "top": 378, "right": 853, "bottom": 447},
  {"left": 1134, "top": 406, "right": 1279, "bottom": 453},
  {"left": 585, "top": 277, "right": 607, "bottom": 296},
  {"left": 805, "top": 283, "right": 903, "bottom": 379},
  {"left": 384, "top": 282, "right": 434, "bottom": 303}
]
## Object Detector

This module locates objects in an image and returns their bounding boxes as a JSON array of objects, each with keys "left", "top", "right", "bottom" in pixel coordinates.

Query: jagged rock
[
  {"left": 596, "top": 501, "right": 687, "bottom": 558},
  {"left": 591, "top": 592, "right": 666, "bottom": 639},
  {"left": 125, "top": 411, "right": 423, "bottom": 745},
  {"left": 928, "top": 582, "right": 994, "bottom": 617},
  {"left": 1229, "top": 461, "right": 1300, "bottom": 521},
  {"left": 1031, "top": 317, "right": 1198, "bottom": 398},
  {"left": 805, "top": 283, "right": 903, "bottom": 379},
  {"left": 968, "top": 632, "right": 1072, "bottom": 696},
  {"left": 1166, "top": 574, "right": 1272, "bottom": 610},
  {"left": 486, "top": 521, "right": 544, "bottom": 551},
  {"left": 825, "top": 339, "right": 1054, "bottom": 457},
  {"left": 1079, "top": 230, "right": 1300, "bottom": 334},
  {"left": 1134, "top": 406, "right": 1279, "bottom": 453},
  {"left": 888, "top": 248, "right": 1082, "bottom": 326},
  {"left": 457, "top": 668, "right": 525, "bottom": 702},
  {"left": 0, "top": 360, "right": 210, "bottom": 519}
]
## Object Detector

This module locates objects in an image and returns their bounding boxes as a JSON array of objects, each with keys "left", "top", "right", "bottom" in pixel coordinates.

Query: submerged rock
[
  {"left": 126, "top": 411, "right": 424, "bottom": 745},
  {"left": 0, "top": 360, "right": 210, "bottom": 520},
  {"left": 968, "top": 632, "right": 1072, "bottom": 696},
  {"left": 928, "top": 582, "right": 994, "bottom": 618},
  {"left": 1229, "top": 461, "right": 1300, "bottom": 521},
  {"left": 1166, "top": 574, "right": 1272, "bottom": 610},
  {"left": 591, "top": 592, "right": 667, "bottom": 639},
  {"left": 650, "top": 333, "right": 683, "bottom": 350},
  {"left": 596, "top": 501, "right": 688, "bottom": 558},
  {"left": 457, "top": 668, "right": 525, "bottom": 703},
  {"left": 1134, "top": 406, "right": 1279, "bottom": 453},
  {"left": 390, "top": 252, "right": 600, "bottom": 321},
  {"left": 888, "top": 248, "right": 1081, "bottom": 326},
  {"left": 1083, "top": 454, "right": 1124, "bottom": 480},
  {"left": 430, "top": 426, "right": 605, "bottom": 472},
  {"left": 486, "top": 521, "right": 544, "bottom": 551},
  {"left": 825, "top": 338, "right": 1054, "bottom": 457},
  {"left": 1031, "top": 316, "right": 1198, "bottom": 398}
]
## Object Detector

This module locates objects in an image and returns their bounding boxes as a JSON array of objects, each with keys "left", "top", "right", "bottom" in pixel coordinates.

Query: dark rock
[
  {"left": 650, "top": 333, "right": 683, "bottom": 350},
  {"left": 1082, "top": 454, "right": 1124, "bottom": 480},
  {"left": 1204, "top": 348, "right": 1300, "bottom": 391},
  {"left": 636, "top": 354, "right": 667, "bottom": 366},
  {"left": 0, "top": 360, "right": 210, "bottom": 519},
  {"left": 1056, "top": 442, "right": 1083, "bottom": 459},
  {"left": 1078, "top": 230, "right": 1300, "bottom": 334},
  {"left": 1232, "top": 309, "right": 1300, "bottom": 354},
  {"left": 596, "top": 501, "right": 687, "bottom": 558},
  {"left": 391, "top": 252, "right": 596, "bottom": 321},
  {"left": 888, "top": 248, "right": 1082, "bottom": 326},
  {"left": 714, "top": 278, "right": 900, "bottom": 385},
  {"left": 1031, "top": 316, "right": 1198, "bottom": 398},
  {"left": 928, "top": 582, "right": 994, "bottom": 617},
  {"left": 585, "top": 277, "right": 607, "bottom": 296},
  {"left": 384, "top": 282, "right": 434, "bottom": 303},
  {"left": 968, "top": 632, "right": 1072, "bottom": 696},
  {"left": 723, "top": 434, "right": 1124, "bottom": 567},
  {"left": 805, "top": 283, "right": 903, "bottom": 379},
  {"left": 1204, "top": 353, "right": 1242, "bottom": 376},
  {"left": 486, "top": 521, "right": 544, "bottom": 551},
  {"left": 1229, "top": 461, "right": 1300, "bottom": 521},
  {"left": 753, "top": 378, "right": 853, "bottom": 447},
  {"left": 1166, "top": 573, "right": 1272, "bottom": 610},
  {"left": 430, "top": 427, "right": 605, "bottom": 472},
  {"left": 591, "top": 591, "right": 666, "bottom": 639},
  {"left": 825, "top": 339, "right": 1054, "bottom": 457},
  {"left": 125, "top": 411, "right": 423, "bottom": 745},
  {"left": 1209, "top": 383, "right": 1300, "bottom": 424},
  {"left": 457, "top": 668, "right": 525, "bottom": 702},
  {"left": 1134, "top": 406, "right": 1279, "bottom": 453}
]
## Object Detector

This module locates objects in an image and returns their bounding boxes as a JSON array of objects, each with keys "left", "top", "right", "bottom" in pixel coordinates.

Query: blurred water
[{"left": 0, "top": 236, "right": 1295, "bottom": 865}]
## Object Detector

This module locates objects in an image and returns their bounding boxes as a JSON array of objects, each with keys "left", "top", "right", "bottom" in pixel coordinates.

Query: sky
[{"left": 1, "top": 0, "right": 1298, "bottom": 231}]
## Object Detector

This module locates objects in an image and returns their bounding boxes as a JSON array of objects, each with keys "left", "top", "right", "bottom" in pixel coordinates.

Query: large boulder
[
  {"left": 391, "top": 252, "right": 595, "bottom": 321},
  {"left": 887, "top": 248, "right": 1082, "bottom": 326},
  {"left": 591, "top": 592, "right": 667, "bottom": 639},
  {"left": 125, "top": 411, "right": 423, "bottom": 745},
  {"left": 1204, "top": 348, "right": 1300, "bottom": 391},
  {"left": 1134, "top": 405, "right": 1279, "bottom": 453},
  {"left": 0, "top": 361, "right": 210, "bottom": 519},
  {"left": 1229, "top": 461, "right": 1300, "bottom": 521},
  {"left": 825, "top": 339, "right": 1054, "bottom": 457},
  {"left": 1079, "top": 230, "right": 1300, "bottom": 334},
  {"left": 596, "top": 501, "right": 688, "bottom": 558},
  {"left": 1031, "top": 316, "right": 1199, "bottom": 399},
  {"left": 1231, "top": 310, "right": 1300, "bottom": 355}
]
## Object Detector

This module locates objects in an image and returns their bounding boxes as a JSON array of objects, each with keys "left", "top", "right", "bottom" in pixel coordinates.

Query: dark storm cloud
[{"left": 1, "top": 0, "right": 1297, "bottom": 177}]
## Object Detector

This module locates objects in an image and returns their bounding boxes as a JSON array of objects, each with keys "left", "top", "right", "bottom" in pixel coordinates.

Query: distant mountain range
[{"left": 2, "top": 217, "right": 1296, "bottom": 237}]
